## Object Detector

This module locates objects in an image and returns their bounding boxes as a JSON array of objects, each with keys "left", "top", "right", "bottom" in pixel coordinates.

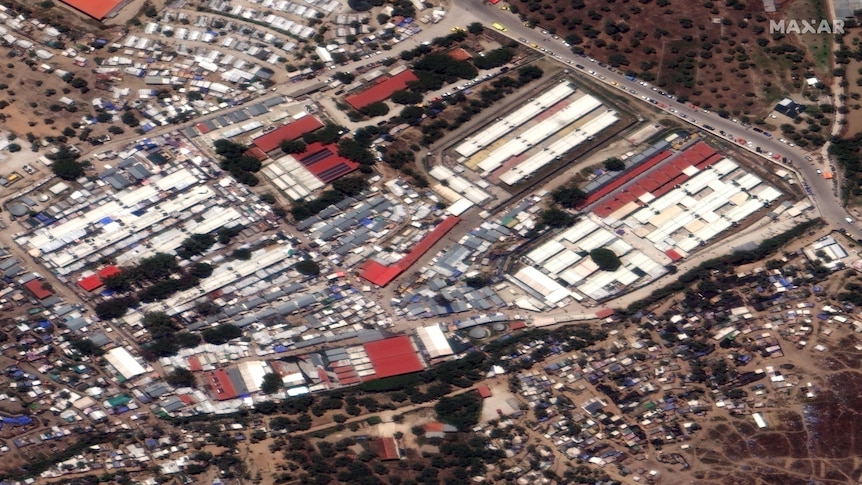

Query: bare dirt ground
[
  {"left": 843, "top": 58, "right": 862, "bottom": 137},
  {"left": 479, "top": 377, "right": 519, "bottom": 422}
]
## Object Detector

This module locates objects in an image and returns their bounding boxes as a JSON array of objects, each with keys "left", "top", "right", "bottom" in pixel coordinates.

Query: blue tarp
[
  {"left": 1, "top": 416, "right": 32, "bottom": 426},
  {"left": 99, "top": 217, "right": 113, "bottom": 225}
]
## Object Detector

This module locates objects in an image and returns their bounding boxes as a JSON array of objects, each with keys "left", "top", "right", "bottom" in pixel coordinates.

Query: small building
[
  {"left": 104, "top": 347, "right": 147, "bottom": 381},
  {"left": 370, "top": 437, "right": 401, "bottom": 461},
  {"left": 423, "top": 422, "right": 457, "bottom": 439},
  {"left": 23, "top": 279, "right": 53, "bottom": 300},
  {"left": 477, "top": 386, "right": 492, "bottom": 399},
  {"left": 773, "top": 98, "right": 805, "bottom": 118}
]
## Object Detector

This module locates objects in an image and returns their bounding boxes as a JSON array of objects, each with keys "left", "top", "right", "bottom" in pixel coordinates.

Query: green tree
[
  {"left": 295, "top": 259, "right": 320, "bottom": 276},
  {"left": 189, "top": 262, "right": 214, "bottom": 279},
  {"left": 333, "top": 72, "right": 356, "bottom": 84},
  {"left": 391, "top": 90, "right": 423, "bottom": 105},
  {"left": 331, "top": 176, "right": 369, "bottom": 196},
  {"left": 121, "top": 111, "right": 139, "bottom": 127},
  {"left": 201, "top": 324, "right": 242, "bottom": 345},
  {"left": 590, "top": 247, "right": 621, "bottom": 271},
  {"left": 49, "top": 148, "right": 85, "bottom": 180},
  {"left": 94, "top": 296, "right": 138, "bottom": 320},
  {"left": 551, "top": 186, "right": 587, "bottom": 208},
  {"left": 359, "top": 101, "right": 390, "bottom": 117},
  {"left": 337, "top": 139, "right": 376, "bottom": 164},
  {"left": 166, "top": 368, "right": 196, "bottom": 388},
  {"left": 464, "top": 275, "right": 486, "bottom": 288},
  {"left": 473, "top": 48, "right": 514, "bottom": 70},
  {"left": 177, "top": 233, "right": 216, "bottom": 259},
  {"left": 467, "top": 22, "right": 484, "bottom": 34},
  {"left": 539, "top": 207, "right": 574, "bottom": 228},
  {"left": 435, "top": 392, "right": 482, "bottom": 430},
  {"left": 261, "top": 373, "right": 283, "bottom": 394},
  {"left": 279, "top": 139, "right": 307, "bottom": 154},
  {"left": 603, "top": 157, "right": 625, "bottom": 171},
  {"left": 69, "top": 337, "right": 104, "bottom": 357}
]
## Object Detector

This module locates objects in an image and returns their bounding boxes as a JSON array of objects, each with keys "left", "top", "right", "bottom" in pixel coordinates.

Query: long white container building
[
  {"left": 499, "top": 111, "right": 619, "bottom": 185},
  {"left": 453, "top": 82, "right": 575, "bottom": 157},
  {"left": 476, "top": 95, "right": 602, "bottom": 174}
]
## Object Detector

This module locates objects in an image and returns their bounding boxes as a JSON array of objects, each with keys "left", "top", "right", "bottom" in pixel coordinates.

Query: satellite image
[{"left": 0, "top": 0, "right": 858, "bottom": 483}]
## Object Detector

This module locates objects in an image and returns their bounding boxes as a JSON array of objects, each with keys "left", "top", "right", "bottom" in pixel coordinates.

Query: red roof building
[
  {"left": 371, "top": 437, "right": 401, "bottom": 461},
  {"left": 363, "top": 336, "right": 425, "bottom": 379},
  {"left": 77, "top": 275, "right": 103, "bottom": 292},
  {"left": 295, "top": 142, "right": 359, "bottom": 184},
  {"left": 477, "top": 386, "right": 492, "bottom": 399},
  {"left": 23, "top": 280, "right": 53, "bottom": 300},
  {"left": 345, "top": 70, "right": 419, "bottom": 110},
  {"left": 447, "top": 48, "right": 473, "bottom": 61},
  {"left": 359, "top": 216, "right": 460, "bottom": 286},
  {"left": 205, "top": 369, "right": 239, "bottom": 401},
  {"left": 186, "top": 356, "right": 203, "bottom": 372},
  {"left": 252, "top": 116, "right": 323, "bottom": 153},
  {"left": 97, "top": 265, "right": 121, "bottom": 278},
  {"left": 595, "top": 308, "right": 615, "bottom": 319},
  {"left": 59, "top": 0, "right": 124, "bottom": 20}
]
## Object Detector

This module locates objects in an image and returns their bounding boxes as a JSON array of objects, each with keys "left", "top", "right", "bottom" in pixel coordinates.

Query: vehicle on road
[
  {"left": 492, "top": 22, "right": 507, "bottom": 31},
  {"left": 846, "top": 217, "right": 854, "bottom": 224},
  {"left": 499, "top": 5, "right": 508, "bottom": 9},
  {"left": 816, "top": 169, "right": 822, "bottom": 174}
]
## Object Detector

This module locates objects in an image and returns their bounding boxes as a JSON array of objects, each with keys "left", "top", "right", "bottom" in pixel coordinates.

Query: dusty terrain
[{"left": 509, "top": 0, "right": 831, "bottom": 119}]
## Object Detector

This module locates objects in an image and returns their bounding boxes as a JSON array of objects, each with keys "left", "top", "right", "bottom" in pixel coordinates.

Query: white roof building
[
  {"left": 105, "top": 347, "right": 147, "bottom": 380},
  {"left": 237, "top": 361, "right": 269, "bottom": 394},
  {"left": 415, "top": 325, "right": 454, "bottom": 359}
]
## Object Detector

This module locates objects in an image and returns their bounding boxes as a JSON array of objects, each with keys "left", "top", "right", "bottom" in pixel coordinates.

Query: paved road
[{"left": 454, "top": 1, "right": 856, "bottom": 238}]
